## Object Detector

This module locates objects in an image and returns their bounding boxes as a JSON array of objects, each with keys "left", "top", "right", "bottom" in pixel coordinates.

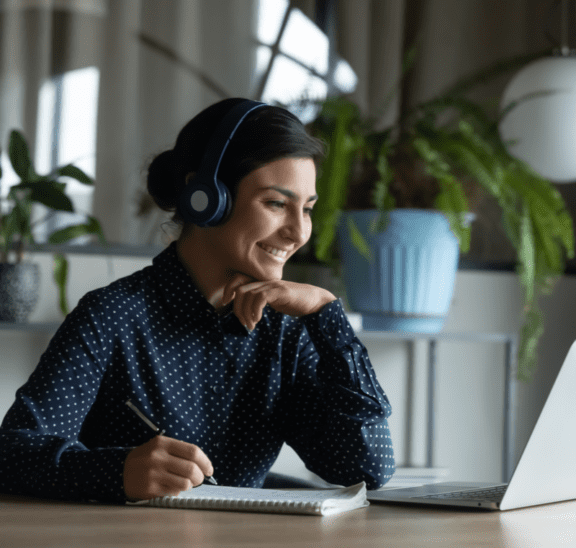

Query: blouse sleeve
[
  {"left": 0, "top": 294, "right": 131, "bottom": 503},
  {"left": 281, "top": 299, "right": 395, "bottom": 489}
]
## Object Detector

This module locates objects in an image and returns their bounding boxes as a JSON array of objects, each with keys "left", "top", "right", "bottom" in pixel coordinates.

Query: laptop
[{"left": 368, "top": 340, "right": 576, "bottom": 511}]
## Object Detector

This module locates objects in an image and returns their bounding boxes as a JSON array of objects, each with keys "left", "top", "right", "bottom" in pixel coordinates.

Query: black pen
[{"left": 125, "top": 399, "right": 218, "bottom": 485}]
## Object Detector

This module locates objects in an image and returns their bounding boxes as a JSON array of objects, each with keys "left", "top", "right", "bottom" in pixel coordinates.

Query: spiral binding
[{"left": 150, "top": 494, "right": 323, "bottom": 514}]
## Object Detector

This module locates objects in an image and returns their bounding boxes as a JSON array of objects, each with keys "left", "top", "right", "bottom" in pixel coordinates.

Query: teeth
[{"left": 260, "top": 244, "right": 288, "bottom": 258}]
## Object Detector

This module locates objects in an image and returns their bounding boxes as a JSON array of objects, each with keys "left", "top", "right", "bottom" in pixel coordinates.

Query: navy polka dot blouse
[{"left": 0, "top": 243, "right": 395, "bottom": 502}]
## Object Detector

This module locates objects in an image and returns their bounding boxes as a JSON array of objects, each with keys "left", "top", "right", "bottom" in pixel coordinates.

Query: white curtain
[
  {"left": 0, "top": 0, "right": 258, "bottom": 246},
  {"left": 93, "top": 0, "right": 258, "bottom": 246}
]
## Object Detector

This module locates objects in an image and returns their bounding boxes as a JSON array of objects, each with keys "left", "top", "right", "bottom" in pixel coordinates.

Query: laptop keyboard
[{"left": 418, "top": 485, "right": 508, "bottom": 503}]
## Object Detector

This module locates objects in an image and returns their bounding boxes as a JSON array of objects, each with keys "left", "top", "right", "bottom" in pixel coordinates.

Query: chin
[
  {"left": 252, "top": 265, "right": 284, "bottom": 282},
  {"left": 259, "top": 270, "right": 284, "bottom": 282}
]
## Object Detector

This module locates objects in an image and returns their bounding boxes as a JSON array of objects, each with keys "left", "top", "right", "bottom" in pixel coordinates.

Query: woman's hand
[
  {"left": 123, "top": 436, "right": 214, "bottom": 501},
  {"left": 222, "top": 274, "right": 337, "bottom": 331}
]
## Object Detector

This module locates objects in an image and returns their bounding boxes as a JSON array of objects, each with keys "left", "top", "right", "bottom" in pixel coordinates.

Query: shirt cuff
[{"left": 59, "top": 446, "right": 133, "bottom": 503}]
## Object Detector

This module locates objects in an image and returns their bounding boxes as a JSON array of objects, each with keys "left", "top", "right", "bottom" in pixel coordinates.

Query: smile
[{"left": 257, "top": 243, "right": 289, "bottom": 261}]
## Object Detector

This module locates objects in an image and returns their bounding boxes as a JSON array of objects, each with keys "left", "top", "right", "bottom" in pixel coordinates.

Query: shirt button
[{"left": 212, "top": 385, "right": 224, "bottom": 394}]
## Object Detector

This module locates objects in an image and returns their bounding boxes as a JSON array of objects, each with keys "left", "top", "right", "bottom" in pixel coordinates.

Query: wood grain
[{"left": 1, "top": 494, "right": 574, "bottom": 547}]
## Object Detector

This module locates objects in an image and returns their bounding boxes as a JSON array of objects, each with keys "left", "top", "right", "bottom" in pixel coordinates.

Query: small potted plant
[
  {"left": 306, "top": 53, "right": 574, "bottom": 382},
  {"left": 0, "top": 130, "right": 106, "bottom": 322}
]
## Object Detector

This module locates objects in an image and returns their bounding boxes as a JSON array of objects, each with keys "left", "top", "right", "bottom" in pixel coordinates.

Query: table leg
[{"left": 427, "top": 339, "right": 437, "bottom": 468}]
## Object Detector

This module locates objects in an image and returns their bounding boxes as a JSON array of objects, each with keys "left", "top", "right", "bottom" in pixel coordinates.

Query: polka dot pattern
[{"left": 0, "top": 243, "right": 395, "bottom": 502}]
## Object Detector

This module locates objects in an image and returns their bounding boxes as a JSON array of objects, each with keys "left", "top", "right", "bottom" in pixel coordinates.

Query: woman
[{"left": 0, "top": 98, "right": 395, "bottom": 503}]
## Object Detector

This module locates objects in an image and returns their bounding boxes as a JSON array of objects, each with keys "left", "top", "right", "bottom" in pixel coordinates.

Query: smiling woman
[
  {"left": 179, "top": 157, "right": 317, "bottom": 294},
  {"left": 0, "top": 99, "right": 396, "bottom": 504}
]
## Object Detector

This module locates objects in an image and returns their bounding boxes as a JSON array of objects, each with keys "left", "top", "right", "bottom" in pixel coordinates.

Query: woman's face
[{"left": 202, "top": 157, "right": 317, "bottom": 281}]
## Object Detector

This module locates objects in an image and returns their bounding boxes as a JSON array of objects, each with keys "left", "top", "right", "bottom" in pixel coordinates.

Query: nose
[{"left": 280, "top": 210, "right": 310, "bottom": 247}]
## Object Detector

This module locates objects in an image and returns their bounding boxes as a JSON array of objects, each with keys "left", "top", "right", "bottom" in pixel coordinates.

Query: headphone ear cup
[
  {"left": 218, "top": 180, "right": 233, "bottom": 222},
  {"left": 177, "top": 173, "right": 231, "bottom": 227}
]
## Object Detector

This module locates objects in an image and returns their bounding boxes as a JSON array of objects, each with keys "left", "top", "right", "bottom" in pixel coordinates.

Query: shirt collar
[
  {"left": 152, "top": 242, "right": 219, "bottom": 326},
  {"left": 151, "top": 242, "right": 250, "bottom": 336}
]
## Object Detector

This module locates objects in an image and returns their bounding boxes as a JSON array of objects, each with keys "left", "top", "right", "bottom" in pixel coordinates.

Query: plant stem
[{"left": 15, "top": 239, "right": 24, "bottom": 264}]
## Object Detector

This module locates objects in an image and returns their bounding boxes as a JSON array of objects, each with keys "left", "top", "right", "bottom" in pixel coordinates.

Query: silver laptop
[{"left": 368, "top": 340, "right": 576, "bottom": 511}]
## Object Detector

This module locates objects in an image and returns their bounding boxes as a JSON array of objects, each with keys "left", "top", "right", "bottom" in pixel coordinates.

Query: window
[
  {"left": 35, "top": 66, "right": 100, "bottom": 241},
  {"left": 254, "top": 0, "right": 357, "bottom": 122}
]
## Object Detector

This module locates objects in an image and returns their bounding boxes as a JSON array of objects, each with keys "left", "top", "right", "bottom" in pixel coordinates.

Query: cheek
[
  {"left": 224, "top": 204, "right": 271, "bottom": 243},
  {"left": 303, "top": 218, "right": 313, "bottom": 241}
]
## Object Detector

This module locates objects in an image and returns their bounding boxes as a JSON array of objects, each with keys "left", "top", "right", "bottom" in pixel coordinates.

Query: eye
[
  {"left": 304, "top": 206, "right": 314, "bottom": 216},
  {"left": 267, "top": 200, "right": 286, "bottom": 209}
]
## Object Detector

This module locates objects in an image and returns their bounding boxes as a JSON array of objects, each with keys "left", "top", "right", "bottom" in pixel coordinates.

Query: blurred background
[{"left": 1, "top": 0, "right": 576, "bottom": 486}]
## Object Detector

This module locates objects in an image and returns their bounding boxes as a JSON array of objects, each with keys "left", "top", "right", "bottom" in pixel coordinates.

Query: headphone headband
[{"left": 198, "top": 100, "right": 265, "bottom": 184}]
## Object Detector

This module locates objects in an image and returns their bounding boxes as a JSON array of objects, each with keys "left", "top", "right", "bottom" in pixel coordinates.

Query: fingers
[
  {"left": 233, "top": 282, "right": 270, "bottom": 330},
  {"left": 168, "top": 438, "right": 214, "bottom": 478},
  {"left": 222, "top": 273, "right": 256, "bottom": 306},
  {"left": 224, "top": 277, "right": 338, "bottom": 330},
  {"left": 123, "top": 436, "right": 214, "bottom": 501}
]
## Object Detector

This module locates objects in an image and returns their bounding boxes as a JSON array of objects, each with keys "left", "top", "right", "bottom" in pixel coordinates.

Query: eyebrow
[{"left": 263, "top": 186, "right": 318, "bottom": 203}]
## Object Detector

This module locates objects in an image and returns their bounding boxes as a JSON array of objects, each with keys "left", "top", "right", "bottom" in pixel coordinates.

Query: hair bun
[{"left": 147, "top": 149, "right": 182, "bottom": 211}]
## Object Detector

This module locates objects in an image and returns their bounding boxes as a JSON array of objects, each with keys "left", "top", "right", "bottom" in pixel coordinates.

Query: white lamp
[
  {"left": 499, "top": 0, "right": 576, "bottom": 183},
  {"left": 499, "top": 54, "right": 576, "bottom": 182}
]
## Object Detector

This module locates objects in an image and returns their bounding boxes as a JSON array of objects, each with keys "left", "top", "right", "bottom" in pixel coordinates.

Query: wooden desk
[{"left": 1, "top": 494, "right": 575, "bottom": 547}]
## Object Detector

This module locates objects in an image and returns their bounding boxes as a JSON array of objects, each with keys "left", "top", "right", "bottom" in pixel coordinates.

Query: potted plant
[
  {"left": 0, "top": 129, "right": 106, "bottom": 321},
  {"left": 306, "top": 55, "right": 574, "bottom": 382}
]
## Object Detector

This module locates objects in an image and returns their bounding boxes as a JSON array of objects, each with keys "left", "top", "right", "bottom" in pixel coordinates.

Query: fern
[{"left": 307, "top": 51, "right": 574, "bottom": 381}]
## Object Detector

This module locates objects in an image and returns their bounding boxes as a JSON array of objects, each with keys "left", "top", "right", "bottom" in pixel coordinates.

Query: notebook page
[{"left": 130, "top": 482, "right": 368, "bottom": 516}]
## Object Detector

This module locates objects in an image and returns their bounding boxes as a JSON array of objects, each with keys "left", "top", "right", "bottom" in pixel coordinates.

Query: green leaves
[
  {"left": 1, "top": 129, "right": 99, "bottom": 260},
  {"left": 54, "top": 164, "right": 94, "bottom": 185},
  {"left": 312, "top": 97, "right": 362, "bottom": 264},
  {"left": 517, "top": 307, "right": 545, "bottom": 382},
  {"left": 48, "top": 216, "right": 106, "bottom": 245},
  {"left": 412, "top": 136, "right": 471, "bottom": 252},
  {"left": 12, "top": 181, "right": 74, "bottom": 212},
  {"left": 53, "top": 253, "right": 69, "bottom": 316},
  {"left": 307, "top": 50, "right": 574, "bottom": 381},
  {"left": 417, "top": 116, "right": 573, "bottom": 381},
  {"left": 347, "top": 216, "right": 372, "bottom": 262},
  {"left": 8, "top": 130, "right": 36, "bottom": 181},
  {"left": 1, "top": 129, "right": 105, "bottom": 317}
]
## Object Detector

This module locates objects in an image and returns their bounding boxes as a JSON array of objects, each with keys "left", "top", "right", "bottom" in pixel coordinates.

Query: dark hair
[{"left": 146, "top": 98, "right": 324, "bottom": 221}]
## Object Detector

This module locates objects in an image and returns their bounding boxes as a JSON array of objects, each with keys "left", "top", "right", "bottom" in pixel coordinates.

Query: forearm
[
  {"left": 301, "top": 299, "right": 390, "bottom": 405},
  {"left": 0, "top": 430, "right": 131, "bottom": 502},
  {"left": 291, "top": 409, "right": 394, "bottom": 489},
  {"left": 287, "top": 300, "right": 395, "bottom": 488}
]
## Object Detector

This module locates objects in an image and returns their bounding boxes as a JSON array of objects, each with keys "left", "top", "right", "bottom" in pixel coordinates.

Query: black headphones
[{"left": 177, "top": 99, "right": 266, "bottom": 227}]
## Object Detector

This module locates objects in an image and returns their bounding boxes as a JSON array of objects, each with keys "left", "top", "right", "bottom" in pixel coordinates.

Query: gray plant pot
[{"left": 0, "top": 263, "right": 40, "bottom": 322}]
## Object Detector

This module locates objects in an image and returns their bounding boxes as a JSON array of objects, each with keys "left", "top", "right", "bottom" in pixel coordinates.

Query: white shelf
[{"left": 0, "top": 322, "right": 60, "bottom": 332}]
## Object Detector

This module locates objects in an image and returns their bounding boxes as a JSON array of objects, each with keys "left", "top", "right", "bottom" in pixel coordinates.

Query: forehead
[{"left": 240, "top": 157, "right": 317, "bottom": 198}]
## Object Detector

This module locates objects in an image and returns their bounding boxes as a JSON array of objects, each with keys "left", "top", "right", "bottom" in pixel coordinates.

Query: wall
[{"left": 1, "top": 252, "right": 575, "bottom": 486}]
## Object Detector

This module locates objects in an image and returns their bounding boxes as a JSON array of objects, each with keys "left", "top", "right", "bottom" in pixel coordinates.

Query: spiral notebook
[{"left": 129, "top": 482, "right": 368, "bottom": 516}]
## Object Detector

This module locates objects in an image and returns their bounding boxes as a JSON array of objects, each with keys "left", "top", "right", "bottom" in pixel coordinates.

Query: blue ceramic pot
[
  {"left": 0, "top": 263, "right": 40, "bottom": 322},
  {"left": 338, "top": 209, "right": 460, "bottom": 332}
]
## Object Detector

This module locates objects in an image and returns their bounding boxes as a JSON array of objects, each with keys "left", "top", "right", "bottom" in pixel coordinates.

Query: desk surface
[{"left": 2, "top": 494, "right": 575, "bottom": 548}]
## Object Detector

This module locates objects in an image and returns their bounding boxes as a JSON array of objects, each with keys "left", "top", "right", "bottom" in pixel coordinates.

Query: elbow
[{"left": 363, "top": 451, "right": 396, "bottom": 490}]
